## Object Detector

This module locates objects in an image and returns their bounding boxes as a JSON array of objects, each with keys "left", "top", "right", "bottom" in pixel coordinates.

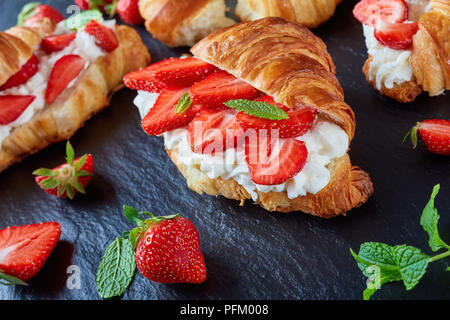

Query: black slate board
[{"left": 0, "top": 0, "right": 449, "bottom": 300}]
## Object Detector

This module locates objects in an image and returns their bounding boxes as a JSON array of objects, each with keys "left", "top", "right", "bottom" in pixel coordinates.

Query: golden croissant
[
  {"left": 360, "top": 0, "right": 449, "bottom": 102},
  {"left": 156, "top": 18, "right": 372, "bottom": 218},
  {"left": 235, "top": 0, "right": 342, "bottom": 28},
  {"left": 138, "top": 0, "right": 234, "bottom": 47},
  {"left": 0, "top": 15, "right": 150, "bottom": 172}
]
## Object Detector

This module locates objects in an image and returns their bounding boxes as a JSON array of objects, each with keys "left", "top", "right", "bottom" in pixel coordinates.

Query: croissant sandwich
[
  {"left": 354, "top": 0, "right": 449, "bottom": 102},
  {"left": 138, "top": 0, "right": 234, "bottom": 47},
  {"left": 0, "top": 5, "right": 150, "bottom": 172},
  {"left": 123, "top": 17, "right": 374, "bottom": 218},
  {"left": 235, "top": 0, "right": 342, "bottom": 28}
]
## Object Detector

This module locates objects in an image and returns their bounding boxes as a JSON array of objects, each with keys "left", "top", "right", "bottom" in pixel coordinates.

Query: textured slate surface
[{"left": 0, "top": 0, "right": 449, "bottom": 300}]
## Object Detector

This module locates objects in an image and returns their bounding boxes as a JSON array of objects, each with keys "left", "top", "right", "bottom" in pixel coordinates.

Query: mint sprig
[
  {"left": 63, "top": 9, "right": 103, "bottom": 31},
  {"left": 175, "top": 93, "right": 192, "bottom": 114},
  {"left": 351, "top": 184, "right": 450, "bottom": 300},
  {"left": 224, "top": 99, "right": 289, "bottom": 120}
]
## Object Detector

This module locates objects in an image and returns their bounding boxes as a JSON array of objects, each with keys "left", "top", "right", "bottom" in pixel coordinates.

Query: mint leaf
[
  {"left": 175, "top": 93, "right": 192, "bottom": 114},
  {"left": 96, "top": 238, "right": 136, "bottom": 299},
  {"left": 0, "top": 271, "right": 28, "bottom": 286},
  {"left": 446, "top": 267, "right": 450, "bottom": 272},
  {"left": 224, "top": 99, "right": 289, "bottom": 120},
  {"left": 63, "top": 9, "right": 103, "bottom": 31},
  {"left": 392, "top": 245, "right": 429, "bottom": 290},
  {"left": 420, "top": 184, "right": 449, "bottom": 252},
  {"left": 17, "top": 2, "right": 40, "bottom": 25},
  {"left": 363, "top": 287, "right": 377, "bottom": 300}
]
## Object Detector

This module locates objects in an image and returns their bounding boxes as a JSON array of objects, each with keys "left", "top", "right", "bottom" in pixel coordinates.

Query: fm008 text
[{"left": 224, "top": 304, "right": 269, "bottom": 315}]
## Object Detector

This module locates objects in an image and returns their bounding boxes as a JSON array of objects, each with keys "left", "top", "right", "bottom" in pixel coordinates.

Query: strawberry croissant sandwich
[{"left": 124, "top": 18, "right": 374, "bottom": 218}]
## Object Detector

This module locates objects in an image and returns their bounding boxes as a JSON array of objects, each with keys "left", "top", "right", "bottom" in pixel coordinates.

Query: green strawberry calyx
[
  {"left": 403, "top": 122, "right": 421, "bottom": 149},
  {"left": 32, "top": 141, "right": 92, "bottom": 200},
  {"left": 122, "top": 205, "right": 180, "bottom": 249}
]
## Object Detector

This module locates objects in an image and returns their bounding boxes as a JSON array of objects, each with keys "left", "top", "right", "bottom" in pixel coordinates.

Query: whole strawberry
[
  {"left": 404, "top": 119, "right": 450, "bottom": 155},
  {"left": 117, "top": 0, "right": 144, "bottom": 25},
  {"left": 33, "top": 141, "right": 94, "bottom": 199},
  {"left": 96, "top": 206, "right": 206, "bottom": 299},
  {"left": 134, "top": 214, "right": 207, "bottom": 284}
]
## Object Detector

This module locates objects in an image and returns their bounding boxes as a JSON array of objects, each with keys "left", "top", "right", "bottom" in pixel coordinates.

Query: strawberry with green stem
[
  {"left": 33, "top": 141, "right": 94, "bottom": 199},
  {"left": 96, "top": 206, "right": 206, "bottom": 299},
  {"left": 404, "top": 119, "right": 450, "bottom": 156}
]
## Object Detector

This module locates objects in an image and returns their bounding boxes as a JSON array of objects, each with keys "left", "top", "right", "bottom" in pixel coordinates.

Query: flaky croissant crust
[
  {"left": 191, "top": 17, "right": 356, "bottom": 140},
  {"left": 410, "top": 0, "right": 450, "bottom": 96},
  {"left": 236, "top": 0, "right": 342, "bottom": 28},
  {"left": 0, "top": 20, "right": 150, "bottom": 172}
]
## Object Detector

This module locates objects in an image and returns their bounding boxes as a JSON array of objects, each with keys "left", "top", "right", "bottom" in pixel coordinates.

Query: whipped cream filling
[
  {"left": 0, "top": 19, "right": 116, "bottom": 150},
  {"left": 134, "top": 91, "right": 349, "bottom": 201},
  {"left": 362, "top": 0, "right": 432, "bottom": 90}
]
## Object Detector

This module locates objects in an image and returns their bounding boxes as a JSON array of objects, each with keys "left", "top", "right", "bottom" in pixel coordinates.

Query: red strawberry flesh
[
  {"left": 419, "top": 119, "right": 450, "bottom": 156},
  {"left": 41, "top": 33, "right": 77, "bottom": 54},
  {"left": 0, "top": 95, "right": 35, "bottom": 125},
  {"left": 353, "top": 0, "right": 408, "bottom": 27},
  {"left": 0, "top": 222, "right": 61, "bottom": 281},
  {"left": 84, "top": 20, "right": 119, "bottom": 52},
  {"left": 374, "top": 20, "right": 418, "bottom": 50},
  {"left": 1, "top": 55, "right": 39, "bottom": 90}
]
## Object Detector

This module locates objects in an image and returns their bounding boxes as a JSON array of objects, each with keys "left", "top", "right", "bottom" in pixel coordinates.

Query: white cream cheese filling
[
  {"left": 362, "top": 0, "right": 432, "bottom": 90},
  {"left": 0, "top": 19, "right": 116, "bottom": 150},
  {"left": 134, "top": 91, "right": 349, "bottom": 201}
]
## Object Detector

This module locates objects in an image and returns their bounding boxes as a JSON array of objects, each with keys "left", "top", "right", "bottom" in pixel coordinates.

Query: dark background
[{"left": 0, "top": 0, "right": 449, "bottom": 300}]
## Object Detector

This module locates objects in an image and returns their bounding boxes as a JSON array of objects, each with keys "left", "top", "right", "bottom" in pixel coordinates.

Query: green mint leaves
[
  {"left": 175, "top": 93, "right": 192, "bottom": 114},
  {"left": 96, "top": 237, "right": 136, "bottom": 299},
  {"left": 0, "top": 271, "right": 28, "bottom": 286},
  {"left": 351, "top": 184, "right": 449, "bottom": 300},
  {"left": 420, "top": 184, "right": 450, "bottom": 252},
  {"left": 63, "top": 9, "right": 103, "bottom": 31},
  {"left": 224, "top": 99, "right": 289, "bottom": 120},
  {"left": 17, "top": 2, "right": 40, "bottom": 25}
]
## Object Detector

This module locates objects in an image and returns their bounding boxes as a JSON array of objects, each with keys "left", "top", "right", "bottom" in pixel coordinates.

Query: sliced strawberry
[
  {"left": 142, "top": 86, "right": 202, "bottom": 136},
  {"left": 41, "top": 33, "right": 77, "bottom": 54},
  {"left": 0, "top": 222, "right": 61, "bottom": 282},
  {"left": 74, "top": 0, "right": 90, "bottom": 10},
  {"left": 1, "top": 55, "right": 39, "bottom": 90},
  {"left": 405, "top": 119, "right": 450, "bottom": 156},
  {"left": 353, "top": 0, "right": 408, "bottom": 27},
  {"left": 236, "top": 95, "right": 317, "bottom": 138},
  {"left": 117, "top": 0, "right": 144, "bottom": 25},
  {"left": 74, "top": 0, "right": 116, "bottom": 15},
  {"left": 187, "top": 108, "right": 243, "bottom": 154},
  {"left": 84, "top": 20, "right": 119, "bottom": 52},
  {"left": 374, "top": 20, "right": 419, "bottom": 50},
  {"left": 45, "top": 55, "right": 86, "bottom": 104},
  {"left": 189, "top": 70, "right": 261, "bottom": 108},
  {"left": 123, "top": 60, "right": 172, "bottom": 93},
  {"left": 153, "top": 57, "right": 217, "bottom": 87},
  {"left": 0, "top": 95, "right": 35, "bottom": 125},
  {"left": 245, "top": 134, "right": 308, "bottom": 185},
  {"left": 33, "top": 142, "right": 94, "bottom": 199},
  {"left": 24, "top": 4, "right": 65, "bottom": 26}
]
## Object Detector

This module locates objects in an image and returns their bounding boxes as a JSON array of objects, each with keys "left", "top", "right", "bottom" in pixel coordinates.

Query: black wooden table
[{"left": 0, "top": 0, "right": 449, "bottom": 300}]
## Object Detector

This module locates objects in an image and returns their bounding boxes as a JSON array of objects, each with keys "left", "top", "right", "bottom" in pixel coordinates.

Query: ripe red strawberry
[
  {"left": 187, "top": 108, "right": 243, "bottom": 154},
  {"left": 142, "top": 86, "right": 202, "bottom": 136},
  {"left": 236, "top": 95, "right": 317, "bottom": 138},
  {"left": 124, "top": 61, "right": 170, "bottom": 93},
  {"left": 1, "top": 55, "right": 39, "bottom": 90},
  {"left": 189, "top": 70, "right": 261, "bottom": 108},
  {"left": 117, "top": 0, "right": 144, "bottom": 25},
  {"left": 41, "top": 33, "right": 77, "bottom": 54},
  {"left": 353, "top": 0, "right": 408, "bottom": 27},
  {"left": 0, "top": 95, "right": 35, "bottom": 125},
  {"left": 33, "top": 141, "right": 94, "bottom": 199},
  {"left": 45, "top": 54, "right": 86, "bottom": 104},
  {"left": 131, "top": 212, "right": 206, "bottom": 284},
  {"left": 0, "top": 222, "right": 61, "bottom": 283},
  {"left": 84, "top": 20, "right": 119, "bottom": 52},
  {"left": 23, "top": 4, "right": 65, "bottom": 26},
  {"left": 74, "top": 0, "right": 116, "bottom": 16},
  {"left": 245, "top": 134, "right": 308, "bottom": 185},
  {"left": 404, "top": 119, "right": 450, "bottom": 156},
  {"left": 374, "top": 20, "right": 419, "bottom": 50}
]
